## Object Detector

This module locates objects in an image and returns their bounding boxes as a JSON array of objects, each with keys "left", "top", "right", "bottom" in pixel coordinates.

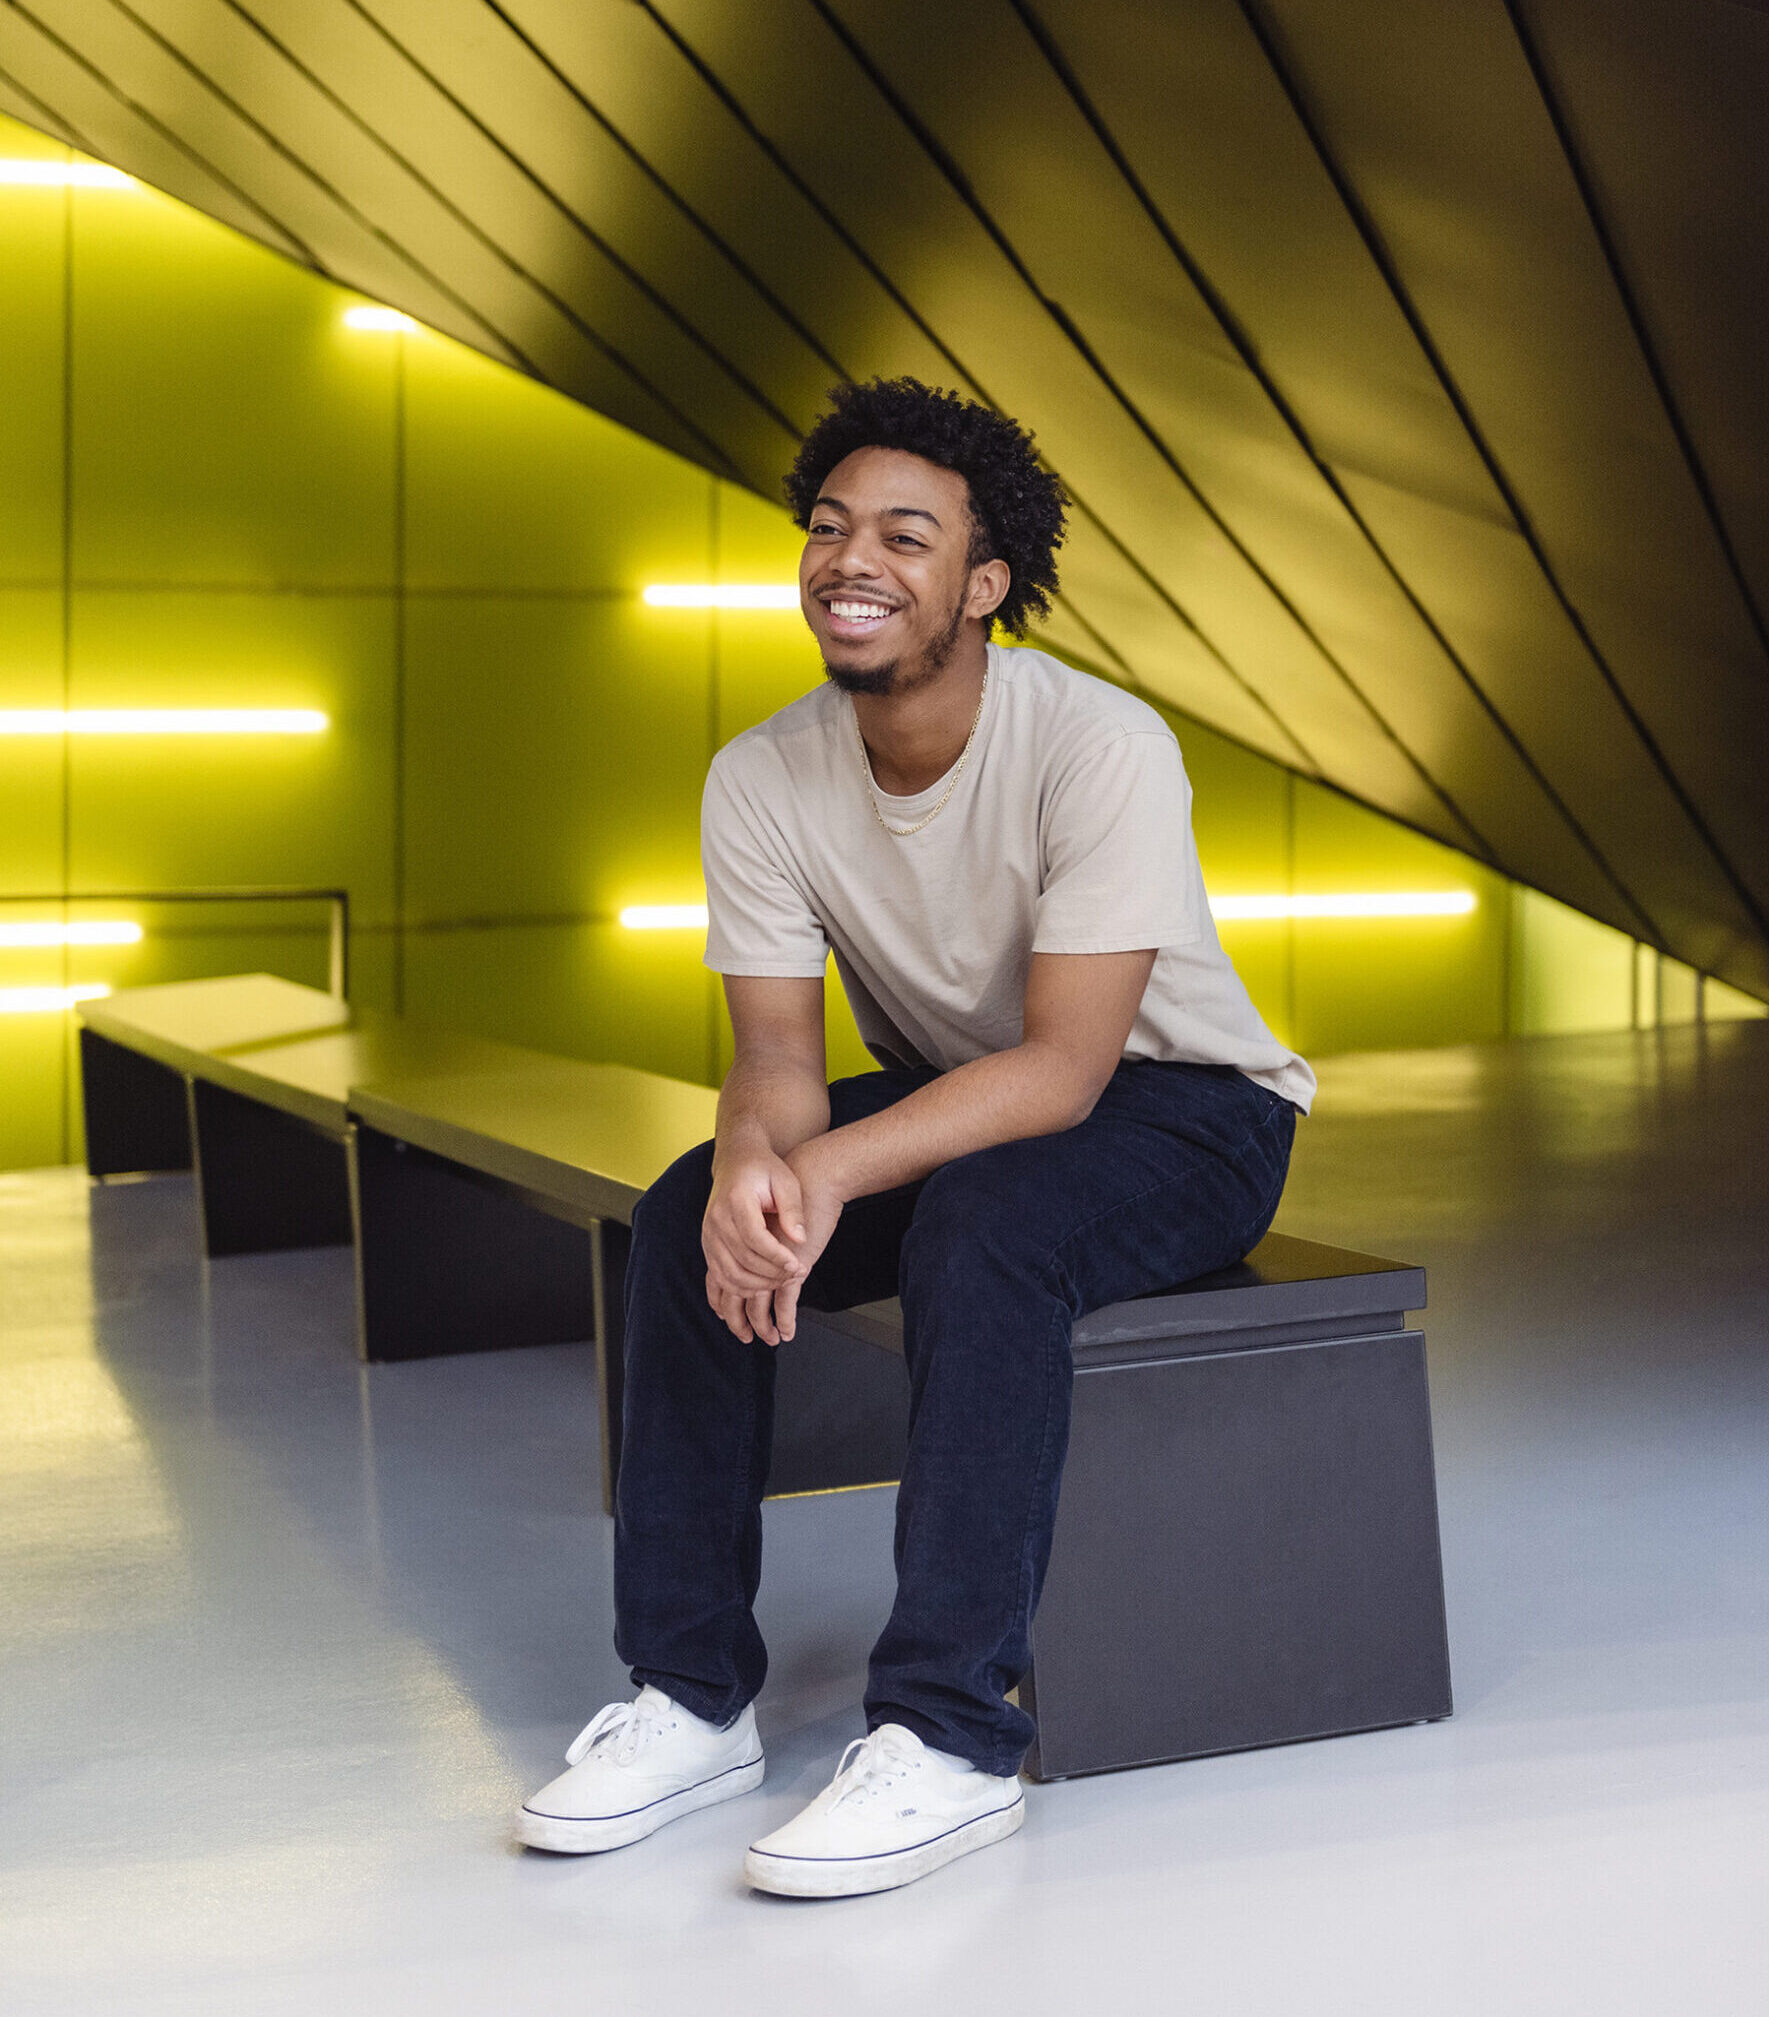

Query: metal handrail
[{"left": 0, "top": 886, "right": 350, "bottom": 999}]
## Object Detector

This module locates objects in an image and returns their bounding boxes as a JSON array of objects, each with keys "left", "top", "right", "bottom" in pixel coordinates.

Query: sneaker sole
[
  {"left": 517, "top": 1754, "right": 765, "bottom": 1855},
  {"left": 742, "top": 1793, "right": 1024, "bottom": 1898}
]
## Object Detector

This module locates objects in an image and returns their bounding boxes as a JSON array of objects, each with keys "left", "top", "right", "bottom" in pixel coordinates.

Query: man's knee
[{"left": 899, "top": 1155, "right": 1063, "bottom": 1304}]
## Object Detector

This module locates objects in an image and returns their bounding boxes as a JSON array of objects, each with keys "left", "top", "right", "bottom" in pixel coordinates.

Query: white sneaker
[
  {"left": 516, "top": 1685, "right": 764, "bottom": 1853},
  {"left": 743, "top": 1724, "right": 1024, "bottom": 1897}
]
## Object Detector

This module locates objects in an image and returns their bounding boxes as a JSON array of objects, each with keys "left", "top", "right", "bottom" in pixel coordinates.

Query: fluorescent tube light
[
  {"left": 642, "top": 585, "right": 800, "bottom": 609},
  {"left": 0, "top": 160, "right": 133, "bottom": 187},
  {"left": 342, "top": 305, "right": 414, "bottom": 331},
  {"left": 619, "top": 905, "right": 709, "bottom": 930},
  {"left": 1210, "top": 892, "right": 1476, "bottom": 920},
  {"left": 0, "top": 710, "right": 328, "bottom": 734},
  {"left": 0, "top": 921, "right": 143, "bottom": 947},
  {"left": 0, "top": 984, "right": 111, "bottom": 1013}
]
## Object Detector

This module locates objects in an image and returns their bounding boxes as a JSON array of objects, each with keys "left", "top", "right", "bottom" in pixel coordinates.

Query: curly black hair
[{"left": 784, "top": 378, "right": 1067, "bottom": 637}]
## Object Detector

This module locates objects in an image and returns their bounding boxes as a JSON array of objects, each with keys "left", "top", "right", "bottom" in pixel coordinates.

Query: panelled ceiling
[{"left": 3, "top": 0, "right": 1765, "bottom": 995}]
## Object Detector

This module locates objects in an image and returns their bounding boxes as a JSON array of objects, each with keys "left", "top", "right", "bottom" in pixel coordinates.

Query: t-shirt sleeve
[
  {"left": 1032, "top": 730, "right": 1203, "bottom": 954},
  {"left": 701, "top": 757, "right": 831, "bottom": 977}
]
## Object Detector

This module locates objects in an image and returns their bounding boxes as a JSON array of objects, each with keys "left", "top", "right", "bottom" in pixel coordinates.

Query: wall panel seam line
[
  {"left": 1235, "top": 0, "right": 1769, "bottom": 952},
  {"left": 804, "top": 0, "right": 1496, "bottom": 865},
  {"left": 1011, "top": 0, "right": 1660, "bottom": 941}
]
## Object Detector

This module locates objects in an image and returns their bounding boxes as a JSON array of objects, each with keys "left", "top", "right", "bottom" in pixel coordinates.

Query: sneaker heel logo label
[{"left": 898, "top": 1807, "right": 917, "bottom": 1818}]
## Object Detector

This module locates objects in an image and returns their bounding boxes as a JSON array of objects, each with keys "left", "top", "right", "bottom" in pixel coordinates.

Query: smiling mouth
[{"left": 821, "top": 596, "right": 898, "bottom": 635}]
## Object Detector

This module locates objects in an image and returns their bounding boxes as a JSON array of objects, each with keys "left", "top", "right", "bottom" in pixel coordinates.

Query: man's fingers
[
  {"left": 745, "top": 1289, "right": 780, "bottom": 1348},
  {"left": 707, "top": 1274, "right": 753, "bottom": 1342},
  {"left": 773, "top": 1272, "right": 803, "bottom": 1343},
  {"left": 725, "top": 1191, "right": 805, "bottom": 1277},
  {"left": 771, "top": 1162, "right": 807, "bottom": 1246}
]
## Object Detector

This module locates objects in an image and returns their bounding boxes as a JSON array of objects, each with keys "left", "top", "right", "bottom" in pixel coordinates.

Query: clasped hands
[{"left": 702, "top": 1136, "right": 845, "bottom": 1346}]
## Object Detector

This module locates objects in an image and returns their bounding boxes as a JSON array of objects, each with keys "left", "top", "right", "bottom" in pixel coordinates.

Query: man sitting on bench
[{"left": 518, "top": 378, "right": 1316, "bottom": 1896}]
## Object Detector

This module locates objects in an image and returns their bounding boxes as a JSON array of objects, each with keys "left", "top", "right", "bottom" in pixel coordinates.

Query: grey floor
[{"left": 3, "top": 1025, "right": 1765, "bottom": 2015}]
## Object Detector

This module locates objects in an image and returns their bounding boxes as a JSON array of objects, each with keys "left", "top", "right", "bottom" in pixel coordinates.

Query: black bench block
[
  {"left": 1022, "top": 1321, "right": 1452, "bottom": 1781},
  {"left": 79, "top": 1028, "right": 192, "bottom": 1179}
]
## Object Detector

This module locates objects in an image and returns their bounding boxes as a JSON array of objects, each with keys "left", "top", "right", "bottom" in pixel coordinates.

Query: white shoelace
[
  {"left": 828, "top": 1726, "right": 925, "bottom": 1808},
  {"left": 563, "top": 1689, "right": 678, "bottom": 1769}
]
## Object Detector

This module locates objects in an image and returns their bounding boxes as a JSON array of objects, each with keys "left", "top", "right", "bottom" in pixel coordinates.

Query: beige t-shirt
[{"left": 702, "top": 642, "right": 1315, "bottom": 1113}]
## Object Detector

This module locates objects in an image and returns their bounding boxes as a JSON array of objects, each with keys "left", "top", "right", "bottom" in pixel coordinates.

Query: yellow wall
[{"left": 0, "top": 119, "right": 1758, "bottom": 1169}]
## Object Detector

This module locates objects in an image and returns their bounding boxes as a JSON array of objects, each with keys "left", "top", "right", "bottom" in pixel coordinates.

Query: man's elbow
[{"left": 1025, "top": 1042, "right": 1115, "bottom": 1134}]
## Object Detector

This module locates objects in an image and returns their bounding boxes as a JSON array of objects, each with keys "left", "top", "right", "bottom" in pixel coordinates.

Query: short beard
[{"left": 823, "top": 591, "right": 969, "bottom": 698}]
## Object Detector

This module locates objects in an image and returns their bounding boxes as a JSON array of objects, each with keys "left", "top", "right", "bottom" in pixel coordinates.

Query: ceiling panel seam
[
  {"left": 637, "top": 0, "right": 1317, "bottom": 774},
  {"left": 5, "top": 0, "right": 319, "bottom": 261},
  {"left": 1009, "top": 0, "right": 1661, "bottom": 941},
  {"left": 1503, "top": 0, "right": 1769, "bottom": 674},
  {"left": 339, "top": 0, "right": 806, "bottom": 443},
  {"left": 1236, "top": 0, "right": 1769, "bottom": 954},
  {"left": 0, "top": 49, "right": 95, "bottom": 149},
  {"left": 75, "top": 0, "right": 539, "bottom": 369},
  {"left": 805, "top": 0, "right": 1497, "bottom": 865},
  {"left": 212, "top": 0, "right": 746, "bottom": 476},
  {"left": 473, "top": 0, "right": 849, "bottom": 385}
]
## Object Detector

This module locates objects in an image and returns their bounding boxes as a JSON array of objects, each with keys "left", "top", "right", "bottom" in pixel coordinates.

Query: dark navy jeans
[{"left": 614, "top": 1059, "right": 1297, "bottom": 1775}]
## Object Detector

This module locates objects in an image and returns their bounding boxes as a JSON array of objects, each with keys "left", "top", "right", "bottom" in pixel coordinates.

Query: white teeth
[{"left": 828, "top": 600, "right": 891, "bottom": 621}]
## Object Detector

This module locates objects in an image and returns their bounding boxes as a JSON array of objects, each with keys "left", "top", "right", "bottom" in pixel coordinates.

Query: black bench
[{"left": 82, "top": 980, "right": 1452, "bottom": 1782}]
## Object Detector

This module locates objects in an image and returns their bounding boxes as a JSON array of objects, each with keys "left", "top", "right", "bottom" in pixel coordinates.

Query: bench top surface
[
  {"left": 819, "top": 1230, "right": 1424, "bottom": 1361},
  {"left": 349, "top": 1061, "right": 718, "bottom": 1220},
  {"left": 81, "top": 973, "right": 350, "bottom": 1071},
  {"left": 189, "top": 1018, "right": 553, "bottom": 1134}
]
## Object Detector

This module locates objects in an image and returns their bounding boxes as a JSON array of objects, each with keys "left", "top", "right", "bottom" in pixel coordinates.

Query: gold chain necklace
[{"left": 853, "top": 666, "right": 991, "bottom": 839}]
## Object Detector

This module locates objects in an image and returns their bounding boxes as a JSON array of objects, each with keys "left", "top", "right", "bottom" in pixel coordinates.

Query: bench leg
[
  {"left": 349, "top": 1122, "right": 597, "bottom": 1368},
  {"left": 79, "top": 1029, "right": 193, "bottom": 1179},
  {"left": 1022, "top": 1327, "right": 1452, "bottom": 1782},
  {"left": 188, "top": 1077, "right": 353, "bottom": 1257}
]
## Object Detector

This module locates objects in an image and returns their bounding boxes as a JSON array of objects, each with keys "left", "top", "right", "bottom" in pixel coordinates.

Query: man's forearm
[
  {"left": 714, "top": 1048, "right": 831, "bottom": 1169},
  {"left": 805, "top": 1041, "right": 1097, "bottom": 1204}
]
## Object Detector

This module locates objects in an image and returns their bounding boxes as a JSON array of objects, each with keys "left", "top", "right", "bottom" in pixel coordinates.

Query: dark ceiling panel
[
  {"left": 1019, "top": 0, "right": 1758, "bottom": 967},
  {"left": 1, "top": 0, "right": 1763, "bottom": 992},
  {"left": 127, "top": 0, "right": 744, "bottom": 472},
  {"left": 1521, "top": 0, "right": 1769, "bottom": 654},
  {"left": 814, "top": 0, "right": 1661, "bottom": 928},
  {"left": 0, "top": 0, "right": 312, "bottom": 262},
  {"left": 1258, "top": 0, "right": 1769, "bottom": 980},
  {"left": 647, "top": 0, "right": 1472, "bottom": 845}
]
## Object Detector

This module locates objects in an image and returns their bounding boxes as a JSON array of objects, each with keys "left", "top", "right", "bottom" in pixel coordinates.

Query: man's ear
[{"left": 966, "top": 557, "right": 1011, "bottom": 622}]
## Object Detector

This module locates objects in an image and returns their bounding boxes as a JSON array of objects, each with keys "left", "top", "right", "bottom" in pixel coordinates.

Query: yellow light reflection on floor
[
  {"left": 0, "top": 710, "right": 328, "bottom": 734},
  {"left": 0, "top": 985, "right": 111, "bottom": 1013},
  {"left": 0, "top": 922, "right": 142, "bottom": 948},
  {"left": 642, "top": 585, "right": 800, "bottom": 609}
]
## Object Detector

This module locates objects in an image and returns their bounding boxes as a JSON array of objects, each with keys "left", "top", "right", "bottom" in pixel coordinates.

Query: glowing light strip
[
  {"left": 0, "top": 710, "right": 328, "bottom": 735},
  {"left": 642, "top": 585, "right": 799, "bottom": 609},
  {"left": 0, "top": 984, "right": 111, "bottom": 1013},
  {"left": 0, "top": 921, "right": 142, "bottom": 947},
  {"left": 1210, "top": 891, "right": 1476, "bottom": 920},
  {"left": 0, "top": 160, "right": 133, "bottom": 187},
  {"left": 342, "top": 305, "right": 414, "bottom": 331},
  {"left": 620, "top": 905, "right": 709, "bottom": 930}
]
